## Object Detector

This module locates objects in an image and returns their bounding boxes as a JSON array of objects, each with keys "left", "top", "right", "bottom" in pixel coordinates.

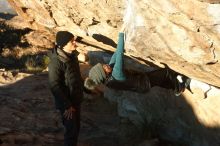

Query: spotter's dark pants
[{"left": 60, "top": 106, "right": 81, "bottom": 146}]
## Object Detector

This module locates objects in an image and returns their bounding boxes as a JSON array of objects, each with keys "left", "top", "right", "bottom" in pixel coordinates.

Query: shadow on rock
[
  {"left": 0, "top": 69, "right": 141, "bottom": 146},
  {"left": 0, "top": 20, "right": 32, "bottom": 51},
  {"left": 92, "top": 34, "right": 117, "bottom": 48},
  {"left": 105, "top": 81, "right": 220, "bottom": 146},
  {"left": 0, "top": 12, "right": 16, "bottom": 20}
]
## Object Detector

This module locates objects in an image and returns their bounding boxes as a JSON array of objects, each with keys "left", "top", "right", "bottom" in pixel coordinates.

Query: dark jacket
[
  {"left": 48, "top": 47, "right": 83, "bottom": 110},
  {"left": 105, "top": 70, "right": 151, "bottom": 93}
]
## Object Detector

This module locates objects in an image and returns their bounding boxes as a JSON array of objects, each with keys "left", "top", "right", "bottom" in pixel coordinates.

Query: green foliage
[
  {"left": 24, "top": 54, "right": 50, "bottom": 72},
  {"left": 42, "top": 55, "right": 50, "bottom": 68}
]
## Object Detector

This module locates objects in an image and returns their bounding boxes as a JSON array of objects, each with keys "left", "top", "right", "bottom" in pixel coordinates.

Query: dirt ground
[
  {"left": 0, "top": 68, "right": 143, "bottom": 146},
  {"left": 0, "top": 13, "right": 174, "bottom": 146},
  {"left": 0, "top": 16, "right": 147, "bottom": 146}
]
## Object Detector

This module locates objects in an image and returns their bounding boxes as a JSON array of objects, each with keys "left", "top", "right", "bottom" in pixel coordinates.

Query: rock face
[
  {"left": 5, "top": 0, "right": 220, "bottom": 145},
  {"left": 104, "top": 84, "right": 220, "bottom": 146},
  {"left": 89, "top": 51, "right": 220, "bottom": 146},
  {"left": 106, "top": 87, "right": 220, "bottom": 146},
  {"left": 7, "top": 0, "right": 220, "bottom": 87}
]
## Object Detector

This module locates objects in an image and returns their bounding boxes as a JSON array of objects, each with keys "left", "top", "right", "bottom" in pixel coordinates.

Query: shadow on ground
[
  {"left": 0, "top": 70, "right": 141, "bottom": 146},
  {"left": 0, "top": 55, "right": 219, "bottom": 146}
]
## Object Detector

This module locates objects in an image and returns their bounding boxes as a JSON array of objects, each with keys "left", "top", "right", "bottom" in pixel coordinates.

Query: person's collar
[{"left": 56, "top": 47, "right": 75, "bottom": 62}]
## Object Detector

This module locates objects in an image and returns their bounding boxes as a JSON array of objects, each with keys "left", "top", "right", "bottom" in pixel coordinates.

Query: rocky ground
[
  {"left": 1, "top": 2, "right": 220, "bottom": 145},
  {"left": 0, "top": 69, "right": 143, "bottom": 146},
  {"left": 0, "top": 15, "right": 162, "bottom": 146}
]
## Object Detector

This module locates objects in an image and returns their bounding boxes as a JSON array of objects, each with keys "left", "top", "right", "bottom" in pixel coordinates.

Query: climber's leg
[{"left": 109, "top": 32, "right": 126, "bottom": 81}]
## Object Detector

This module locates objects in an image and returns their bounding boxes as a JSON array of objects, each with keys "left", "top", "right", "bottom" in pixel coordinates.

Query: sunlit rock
[{"left": 7, "top": 0, "right": 220, "bottom": 87}]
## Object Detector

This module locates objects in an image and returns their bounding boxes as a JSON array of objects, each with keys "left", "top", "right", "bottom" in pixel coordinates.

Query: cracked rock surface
[{"left": 7, "top": 0, "right": 220, "bottom": 87}]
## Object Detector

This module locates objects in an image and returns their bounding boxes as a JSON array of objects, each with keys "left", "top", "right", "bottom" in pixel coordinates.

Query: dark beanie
[
  {"left": 88, "top": 63, "right": 106, "bottom": 85},
  {"left": 56, "top": 31, "right": 74, "bottom": 48}
]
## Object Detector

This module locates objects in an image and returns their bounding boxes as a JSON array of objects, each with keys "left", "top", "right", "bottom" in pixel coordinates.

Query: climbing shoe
[
  {"left": 174, "top": 75, "right": 192, "bottom": 96},
  {"left": 165, "top": 68, "right": 192, "bottom": 96}
]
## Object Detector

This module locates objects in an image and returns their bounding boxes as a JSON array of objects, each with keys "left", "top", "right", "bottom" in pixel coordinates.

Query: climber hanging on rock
[{"left": 84, "top": 28, "right": 191, "bottom": 96}]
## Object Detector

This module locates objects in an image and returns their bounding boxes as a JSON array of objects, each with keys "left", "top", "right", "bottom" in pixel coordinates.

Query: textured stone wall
[
  {"left": 7, "top": 0, "right": 220, "bottom": 87},
  {"left": 88, "top": 50, "right": 220, "bottom": 146},
  {"left": 104, "top": 85, "right": 220, "bottom": 146},
  {"left": 6, "top": 0, "right": 220, "bottom": 145}
]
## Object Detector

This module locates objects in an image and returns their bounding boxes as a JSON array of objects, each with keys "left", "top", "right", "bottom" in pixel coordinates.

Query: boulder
[
  {"left": 7, "top": 0, "right": 220, "bottom": 87},
  {"left": 104, "top": 84, "right": 220, "bottom": 146},
  {"left": 6, "top": 0, "right": 220, "bottom": 145}
]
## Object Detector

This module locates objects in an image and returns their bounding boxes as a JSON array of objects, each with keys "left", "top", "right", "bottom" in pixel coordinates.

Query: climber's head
[{"left": 84, "top": 63, "right": 113, "bottom": 90}]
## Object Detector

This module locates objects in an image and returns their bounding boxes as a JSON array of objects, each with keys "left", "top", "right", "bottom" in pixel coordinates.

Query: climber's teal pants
[{"left": 109, "top": 32, "right": 126, "bottom": 81}]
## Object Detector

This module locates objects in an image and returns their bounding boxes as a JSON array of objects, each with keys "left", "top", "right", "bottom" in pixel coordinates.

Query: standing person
[
  {"left": 84, "top": 32, "right": 191, "bottom": 96},
  {"left": 48, "top": 31, "right": 83, "bottom": 146}
]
